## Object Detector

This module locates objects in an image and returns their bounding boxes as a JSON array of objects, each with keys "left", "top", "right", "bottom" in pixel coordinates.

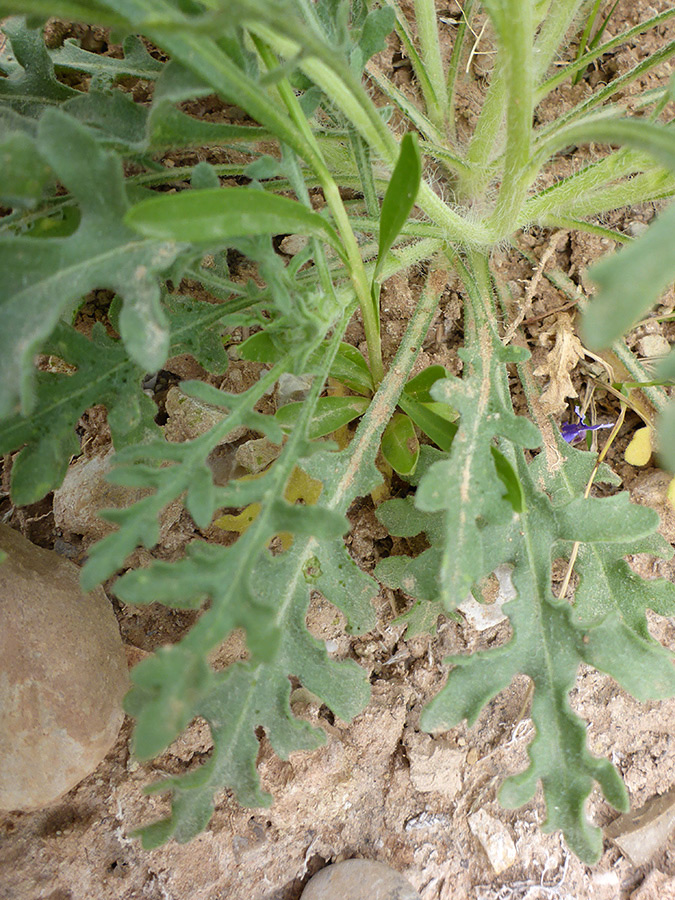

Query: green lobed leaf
[
  {"left": 0, "top": 323, "right": 157, "bottom": 506},
  {"left": 132, "top": 546, "right": 371, "bottom": 846},
  {"left": 80, "top": 373, "right": 289, "bottom": 592},
  {"left": 416, "top": 433, "right": 675, "bottom": 863},
  {"left": 125, "top": 187, "right": 347, "bottom": 260},
  {"left": 63, "top": 88, "right": 148, "bottom": 150},
  {"left": 49, "top": 34, "right": 164, "bottom": 80},
  {"left": 0, "top": 130, "right": 54, "bottom": 208},
  {"left": 122, "top": 250, "right": 441, "bottom": 844},
  {"left": 146, "top": 58, "right": 269, "bottom": 149},
  {"left": 0, "top": 16, "right": 77, "bottom": 117},
  {"left": 414, "top": 335, "right": 540, "bottom": 608},
  {"left": 0, "top": 108, "right": 183, "bottom": 418}
]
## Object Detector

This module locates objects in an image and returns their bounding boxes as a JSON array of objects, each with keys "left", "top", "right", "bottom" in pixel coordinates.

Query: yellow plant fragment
[
  {"left": 624, "top": 426, "right": 653, "bottom": 467},
  {"left": 215, "top": 502, "right": 261, "bottom": 534},
  {"left": 667, "top": 477, "right": 675, "bottom": 512},
  {"left": 214, "top": 466, "right": 323, "bottom": 549},
  {"left": 283, "top": 466, "right": 322, "bottom": 505}
]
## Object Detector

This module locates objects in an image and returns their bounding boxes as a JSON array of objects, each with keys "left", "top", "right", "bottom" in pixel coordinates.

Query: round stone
[
  {"left": 0, "top": 524, "right": 129, "bottom": 811},
  {"left": 300, "top": 860, "right": 421, "bottom": 900}
]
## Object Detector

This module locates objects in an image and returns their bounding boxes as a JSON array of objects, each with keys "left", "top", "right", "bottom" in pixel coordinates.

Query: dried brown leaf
[{"left": 533, "top": 313, "right": 585, "bottom": 415}]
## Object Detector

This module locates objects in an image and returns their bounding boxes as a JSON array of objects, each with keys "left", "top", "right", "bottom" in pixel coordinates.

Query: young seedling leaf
[
  {"left": 276, "top": 395, "right": 369, "bottom": 439},
  {"left": 398, "top": 393, "right": 457, "bottom": 451},
  {"left": 402, "top": 364, "right": 448, "bottom": 401},
  {"left": 328, "top": 343, "right": 374, "bottom": 396},
  {"left": 381, "top": 411, "right": 419, "bottom": 475}
]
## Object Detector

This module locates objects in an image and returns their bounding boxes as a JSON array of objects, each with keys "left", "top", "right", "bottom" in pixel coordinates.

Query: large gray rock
[{"left": 0, "top": 525, "right": 128, "bottom": 811}]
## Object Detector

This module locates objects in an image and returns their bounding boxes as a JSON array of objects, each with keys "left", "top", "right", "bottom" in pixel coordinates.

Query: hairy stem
[
  {"left": 486, "top": 0, "right": 536, "bottom": 240},
  {"left": 414, "top": 0, "right": 448, "bottom": 128},
  {"left": 252, "top": 37, "right": 383, "bottom": 381}
]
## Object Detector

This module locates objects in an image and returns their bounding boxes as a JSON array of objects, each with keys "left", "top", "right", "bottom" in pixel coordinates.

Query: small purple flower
[{"left": 561, "top": 406, "right": 614, "bottom": 443}]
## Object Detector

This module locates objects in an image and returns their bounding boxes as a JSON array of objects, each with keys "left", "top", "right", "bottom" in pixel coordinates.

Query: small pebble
[
  {"left": 637, "top": 333, "right": 670, "bottom": 360},
  {"left": 300, "top": 860, "right": 421, "bottom": 900},
  {"left": 626, "top": 221, "right": 649, "bottom": 238},
  {"left": 468, "top": 809, "right": 517, "bottom": 874},
  {"left": 277, "top": 373, "right": 314, "bottom": 407}
]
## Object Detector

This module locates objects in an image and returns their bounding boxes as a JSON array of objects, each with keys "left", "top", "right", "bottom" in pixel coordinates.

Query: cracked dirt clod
[{"left": 0, "top": 524, "right": 128, "bottom": 811}]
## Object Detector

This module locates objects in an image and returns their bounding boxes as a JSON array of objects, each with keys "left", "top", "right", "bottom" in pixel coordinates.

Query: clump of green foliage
[{"left": 2, "top": 0, "right": 675, "bottom": 863}]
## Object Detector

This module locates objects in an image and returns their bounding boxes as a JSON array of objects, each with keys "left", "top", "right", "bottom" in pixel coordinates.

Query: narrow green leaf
[
  {"left": 549, "top": 118, "right": 675, "bottom": 175},
  {"left": 373, "top": 132, "right": 422, "bottom": 281},
  {"left": 398, "top": 393, "right": 457, "bottom": 451},
  {"left": 381, "top": 411, "right": 419, "bottom": 475},
  {"left": 490, "top": 446, "right": 525, "bottom": 513},
  {"left": 276, "top": 395, "right": 369, "bottom": 439},
  {"left": 657, "top": 401, "right": 675, "bottom": 472},
  {"left": 185, "top": 465, "right": 218, "bottom": 529},
  {"left": 327, "top": 342, "right": 374, "bottom": 396},
  {"left": 125, "top": 187, "right": 346, "bottom": 260}
]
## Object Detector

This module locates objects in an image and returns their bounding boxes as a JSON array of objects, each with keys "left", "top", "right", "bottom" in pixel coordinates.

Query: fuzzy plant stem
[
  {"left": 250, "top": 21, "right": 492, "bottom": 247},
  {"left": 413, "top": 0, "right": 448, "bottom": 129},
  {"left": 531, "top": 0, "right": 587, "bottom": 83},
  {"left": 523, "top": 151, "right": 674, "bottom": 223},
  {"left": 445, "top": 0, "right": 475, "bottom": 142},
  {"left": 461, "top": 62, "right": 507, "bottom": 200},
  {"left": 251, "top": 36, "right": 384, "bottom": 383},
  {"left": 485, "top": 0, "right": 536, "bottom": 241}
]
